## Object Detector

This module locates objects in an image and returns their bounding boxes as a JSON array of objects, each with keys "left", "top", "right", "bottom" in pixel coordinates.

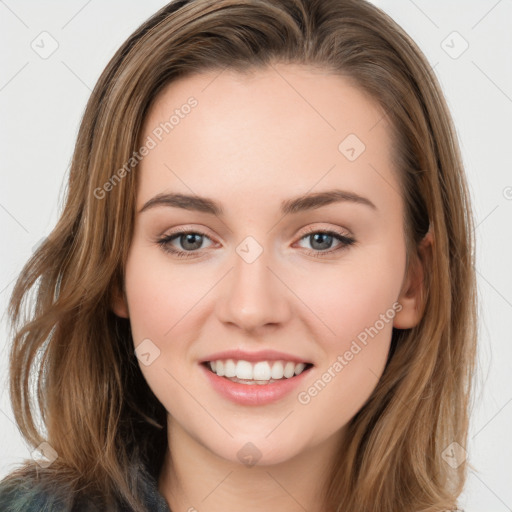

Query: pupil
[
  {"left": 311, "top": 233, "right": 332, "bottom": 250},
  {"left": 182, "top": 233, "right": 202, "bottom": 250}
]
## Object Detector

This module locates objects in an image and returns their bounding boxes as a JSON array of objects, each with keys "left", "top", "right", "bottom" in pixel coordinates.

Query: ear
[
  {"left": 393, "top": 230, "right": 433, "bottom": 329},
  {"left": 111, "top": 282, "right": 129, "bottom": 319}
]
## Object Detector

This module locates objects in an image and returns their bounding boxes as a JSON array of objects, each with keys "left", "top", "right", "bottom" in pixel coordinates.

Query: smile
[
  {"left": 200, "top": 358, "right": 314, "bottom": 406},
  {"left": 204, "top": 359, "right": 313, "bottom": 384}
]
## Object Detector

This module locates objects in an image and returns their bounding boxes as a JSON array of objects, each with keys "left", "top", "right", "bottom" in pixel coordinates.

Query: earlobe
[
  {"left": 111, "top": 284, "right": 129, "bottom": 319},
  {"left": 393, "top": 230, "right": 433, "bottom": 330}
]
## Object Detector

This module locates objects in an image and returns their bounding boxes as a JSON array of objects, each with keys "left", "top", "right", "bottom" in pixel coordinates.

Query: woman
[{"left": 0, "top": 0, "right": 476, "bottom": 510}]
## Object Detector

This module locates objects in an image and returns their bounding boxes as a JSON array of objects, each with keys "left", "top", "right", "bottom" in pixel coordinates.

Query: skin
[{"left": 112, "top": 63, "right": 431, "bottom": 512}]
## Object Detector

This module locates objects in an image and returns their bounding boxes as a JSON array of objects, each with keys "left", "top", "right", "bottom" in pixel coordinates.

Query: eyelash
[{"left": 156, "top": 226, "right": 356, "bottom": 259}]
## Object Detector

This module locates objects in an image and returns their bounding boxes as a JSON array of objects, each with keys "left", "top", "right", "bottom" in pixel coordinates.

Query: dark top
[{"left": 0, "top": 461, "right": 171, "bottom": 512}]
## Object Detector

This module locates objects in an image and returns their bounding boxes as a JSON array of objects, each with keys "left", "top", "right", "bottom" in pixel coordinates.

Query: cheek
[
  {"left": 123, "top": 244, "right": 205, "bottom": 342},
  {"left": 293, "top": 277, "right": 400, "bottom": 435},
  {"left": 292, "top": 245, "right": 406, "bottom": 344},
  {"left": 291, "top": 246, "right": 405, "bottom": 429},
  {"left": 122, "top": 247, "right": 198, "bottom": 415}
]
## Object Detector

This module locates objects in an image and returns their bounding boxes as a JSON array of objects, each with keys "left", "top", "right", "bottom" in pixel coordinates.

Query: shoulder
[
  {"left": 0, "top": 459, "right": 168, "bottom": 512},
  {"left": 0, "top": 466, "right": 100, "bottom": 512},
  {"left": 0, "top": 477, "right": 67, "bottom": 512}
]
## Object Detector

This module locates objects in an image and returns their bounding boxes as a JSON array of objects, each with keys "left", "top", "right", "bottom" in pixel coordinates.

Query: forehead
[{"left": 137, "top": 64, "right": 399, "bottom": 213}]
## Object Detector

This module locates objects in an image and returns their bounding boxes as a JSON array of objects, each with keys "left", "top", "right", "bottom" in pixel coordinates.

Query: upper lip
[{"left": 200, "top": 349, "right": 313, "bottom": 365}]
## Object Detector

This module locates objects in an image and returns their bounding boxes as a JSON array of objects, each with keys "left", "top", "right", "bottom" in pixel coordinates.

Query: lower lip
[{"left": 200, "top": 363, "right": 312, "bottom": 406}]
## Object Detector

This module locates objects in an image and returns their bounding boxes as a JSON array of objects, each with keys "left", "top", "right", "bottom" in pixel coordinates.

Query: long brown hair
[{"left": 1, "top": 1, "right": 477, "bottom": 510}]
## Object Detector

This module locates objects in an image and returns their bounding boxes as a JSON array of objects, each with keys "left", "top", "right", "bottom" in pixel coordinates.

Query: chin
[{"left": 207, "top": 433, "right": 309, "bottom": 468}]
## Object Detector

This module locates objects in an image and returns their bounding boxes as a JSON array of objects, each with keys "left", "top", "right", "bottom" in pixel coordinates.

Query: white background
[{"left": 1, "top": 1, "right": 511, "bottom": 510}]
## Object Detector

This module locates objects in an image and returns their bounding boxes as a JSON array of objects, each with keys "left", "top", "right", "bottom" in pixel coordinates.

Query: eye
[
  {"left": 156, "top": 228, "right": 214, "bottom": 258},
  {"left": 156, "top": 226, "right": 356, "bottom": 259},
  {"left": 295, "top": 227, "right": 356, "bottom": 258}
]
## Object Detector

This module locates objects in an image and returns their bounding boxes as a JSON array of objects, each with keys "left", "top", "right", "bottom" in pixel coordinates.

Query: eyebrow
[{"left": 138, "top": 189, "right": 377, "bottom": 216}]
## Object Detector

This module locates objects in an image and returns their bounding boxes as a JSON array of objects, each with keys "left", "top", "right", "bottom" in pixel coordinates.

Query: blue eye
[
  {"left": 157, "top": 230, "right": 213, "bottom": 258},
  {"left": 156, "top": 228, "right": 356, "bottom": 259},
  {"left": 296, "top": 230, "right": 356, "bottom": 257}
]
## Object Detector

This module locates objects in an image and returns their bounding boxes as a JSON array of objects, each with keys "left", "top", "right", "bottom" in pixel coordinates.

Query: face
[{"left": 113, "top": 64, "right": 424, "bottom": 467}]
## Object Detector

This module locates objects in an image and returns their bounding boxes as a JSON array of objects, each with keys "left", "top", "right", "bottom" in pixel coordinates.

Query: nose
[{"left": 216, "top": 244, "right": 292, "bottom": 333}]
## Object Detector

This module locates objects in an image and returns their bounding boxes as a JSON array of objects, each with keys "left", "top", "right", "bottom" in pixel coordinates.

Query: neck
[{"left": 158, "top": 418, "right": 343, "bottom": 512}]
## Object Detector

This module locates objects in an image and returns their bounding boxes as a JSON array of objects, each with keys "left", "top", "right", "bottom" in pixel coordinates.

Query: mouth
[
  {"left": 201, "top": 359, "right": 314, "bottom": 385},
  {"left": 199, "top": 353, "right": 315, "bottom": 406}
]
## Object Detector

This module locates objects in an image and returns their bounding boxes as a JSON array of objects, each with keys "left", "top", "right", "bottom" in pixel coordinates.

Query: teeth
[
  {"left": 224, "top": 359, "right": 237, "bottom": 378},
  {"left": 206, "top": 359, "right": 309, "bottom": 381},
  {"left": 271, "top": 361, "right": 284, "bottom": 379},
  {"left": 253, "top": 362, "right": 271, "bottom": 381},
  {"left": 236, "top": 360, "right": 253, "bottom": 380},
  {"left": 283, "top": 361, "right": 295, "bottom": 378},
  {"left": 295, "top": 362, "right": 306, "bottom": 375}
]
